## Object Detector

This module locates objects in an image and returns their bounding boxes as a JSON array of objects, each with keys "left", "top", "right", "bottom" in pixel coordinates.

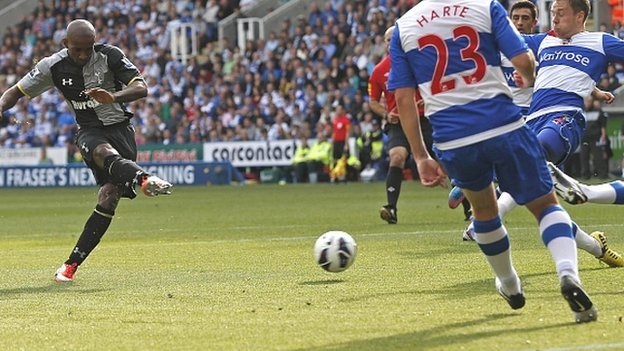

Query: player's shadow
[
  {"left": 299, "top": 279, "right": 345, "bottom": 286},
  {"left": 293, "top": 313, "right": 572, "bottom": 351},
  {"left": 0, "top": 283, "right": 108, "bottom": 297}
]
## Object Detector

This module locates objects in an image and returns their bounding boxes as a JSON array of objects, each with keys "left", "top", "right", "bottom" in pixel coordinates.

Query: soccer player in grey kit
[{"left": 0, "top": 19, "right": 173, "bottom": 282}]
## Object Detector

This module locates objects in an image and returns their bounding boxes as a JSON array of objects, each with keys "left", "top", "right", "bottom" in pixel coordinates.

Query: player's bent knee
[
  {"left": 389, "top": 147, "right": 408, "bottom": 166},
  {"left": 537, "top": 129, "right": 566, "bottom": 164},
  {"left": 93, "top": 144, "right": 120, "bottom": 166},
  {"left": 525, "top": 192, "right": 559, "bottom": 219}
]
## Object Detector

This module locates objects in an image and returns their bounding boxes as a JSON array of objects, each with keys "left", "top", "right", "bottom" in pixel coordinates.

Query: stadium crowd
[{"left": 0, "top": 0, "right": 621, "bottom": 181}]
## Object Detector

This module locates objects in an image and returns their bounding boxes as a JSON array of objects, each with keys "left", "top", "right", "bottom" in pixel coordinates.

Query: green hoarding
[{"left": 137, "top": 144, "right": 203, "bottom": 163}]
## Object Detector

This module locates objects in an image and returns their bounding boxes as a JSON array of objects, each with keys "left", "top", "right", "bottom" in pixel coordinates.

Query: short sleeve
[
  {"left": 16, "top": 57, "right": 55, "bottom": 98},
  {"left": 387, "top": 25, "right": 418, "bottom": 92}
]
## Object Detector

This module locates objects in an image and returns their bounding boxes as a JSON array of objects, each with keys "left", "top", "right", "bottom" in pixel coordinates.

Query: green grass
[{"left": 1, "top": 183, "right": 623, "bottom": 351}]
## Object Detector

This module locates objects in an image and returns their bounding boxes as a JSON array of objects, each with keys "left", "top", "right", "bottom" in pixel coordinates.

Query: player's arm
[
  {"left": 388, "top": 25, "right": 446, "bottom": 187},
  {"left": 395, "top": 87, "right": 446, "bottom": 187},
  {"left": 368, "top": 71, "right": 390, "bottom": 122},
  {"left": 395, "top": 87, "right": 425, "bottom": 158},
  {"left": 592, "top": 87, "right": 615, "bottom": 104},
  {"left": 0, "top": 85, "right": 25, "bottom": 120},
  {"left": 2, "top": 58, "right": 54, "bottom": 119},
  {"left": 490, "top": 0, "right": 536, "bottom": 88},
  {"left": 85, "top": 77, "right": 147, "bottom": 104},
  {"left": 510, "top": 50, "right": 536, "bottom": 89},
  {"left": 85, "top": 46, "right": 147, "bottom": 104},
  {"left": 369, "top": 98, "right": 386, "bottom": 120}
]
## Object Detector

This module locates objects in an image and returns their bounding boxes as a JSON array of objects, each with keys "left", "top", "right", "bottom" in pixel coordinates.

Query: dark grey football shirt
[{"left": 17, "top": 44, "right": 144, "bottom": 128}]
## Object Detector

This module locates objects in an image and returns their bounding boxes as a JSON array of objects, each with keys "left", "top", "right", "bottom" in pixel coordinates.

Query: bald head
[
  {"left": 384, "top": 26, "right": 395, "bottom": 43},
  {"left": 66, "top": 19, "right": 96, "bottom": 41},
  {"left": 63, "top": 19, "right": 96, "bottom": 66},
  {"left": 384, "top": 26, "right": 395, "bottom": 53}
]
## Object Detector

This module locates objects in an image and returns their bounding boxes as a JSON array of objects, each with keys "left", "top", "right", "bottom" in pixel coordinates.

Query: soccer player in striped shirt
[{"left": 389, "top": 0, "right": 596, "bottom": 323}]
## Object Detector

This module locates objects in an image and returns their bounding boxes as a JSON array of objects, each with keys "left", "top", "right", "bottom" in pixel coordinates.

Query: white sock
[
  {"left": 578, "top": 182, "right": 618, "bottom": 204},
  {"left": 497, "top": 192, "right": 518, "bottom": 218},
  {"left": 539, "top": 206, "right": 579, "bottom": 282},
  {"left": 473, "top": 217, "right": 520, "bottom": 294},
  {"left": 572, "top": 222, "right": 602, "bottom": 258},
  {"left": 498, "top": 271, "right": 521, "bottom": 295}
]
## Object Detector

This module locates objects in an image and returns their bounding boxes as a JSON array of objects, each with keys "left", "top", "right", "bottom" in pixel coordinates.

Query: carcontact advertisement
[{"left": 203, "top": 140, "right": 296, "bottom": 167}]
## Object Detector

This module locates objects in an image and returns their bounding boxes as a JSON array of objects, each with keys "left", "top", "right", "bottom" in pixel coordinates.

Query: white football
[{"left": 313, "top": 231, "right": 357, "bottom": 272}]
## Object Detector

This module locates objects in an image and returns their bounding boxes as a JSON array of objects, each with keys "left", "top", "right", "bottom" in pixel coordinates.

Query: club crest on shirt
[
  {"left": 28, "top": 67, "right": 41, "bottom": 79},
  {"left": 552, "top": 115, "right": 571, "bottom": 125},
  {"left": 121, "top": 57, "right": 136, "bottom": 69}
]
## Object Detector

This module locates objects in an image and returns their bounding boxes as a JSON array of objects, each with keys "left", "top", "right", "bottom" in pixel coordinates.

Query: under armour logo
[
  {"left": 387, "top": 186, "right": 396, "bottom": 192},
  {"left": 80, "top": 143, "right": 89, "bottom": 153},
  {"left": 62, "top": 78, "right": 73, "bottom": 86},
  {"left": 73, "top": 247, "right": 87, "bottom": 259}
]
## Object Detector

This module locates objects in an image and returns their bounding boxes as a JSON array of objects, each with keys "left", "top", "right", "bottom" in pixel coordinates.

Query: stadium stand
[{"left": 0, "top": 0, "right": 620, "bottom": 182}]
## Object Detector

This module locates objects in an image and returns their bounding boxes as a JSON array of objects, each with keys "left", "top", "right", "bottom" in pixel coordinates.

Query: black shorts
[
  {"left": 333, "top": 140, "right": 346, "bottom": 160},
  {"left": 75, "top": 122, "right": 137, "bottom": 186},
  {"left": 385, "top": 117, "right": 435, "bottom": 157}
]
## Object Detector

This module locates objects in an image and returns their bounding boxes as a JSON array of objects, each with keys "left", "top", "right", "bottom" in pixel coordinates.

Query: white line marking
[{"left": 514, "top": 341, "right": 624, "bottom": 351}]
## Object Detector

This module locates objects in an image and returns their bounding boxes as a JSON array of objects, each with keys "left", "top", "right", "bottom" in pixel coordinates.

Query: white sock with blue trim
[
  {"left": 539, "top": 205, "right": 578, "bottom": 282},
  {"left": 474, "top": 216, "right": 520, "bottom": 295}
]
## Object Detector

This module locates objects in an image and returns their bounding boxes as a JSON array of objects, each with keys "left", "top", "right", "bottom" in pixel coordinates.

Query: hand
[
  {"left": 513, "top": 71, "right": 533, "bottom": 89},
  {"left": 594, "top": 90, "right": 615, "bottom": 104},
  {"left": 84, "top": 88, "right": 115, "bottom": 104},
  {"left": 387, "top": 111, "right": 400, "bottom": 124},
  {"left": 415, "top": 158, "right": 448, "bottom": 188}
]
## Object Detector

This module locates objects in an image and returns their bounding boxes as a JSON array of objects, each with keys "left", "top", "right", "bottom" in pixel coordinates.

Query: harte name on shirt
[{"left": 416, "top": 5, "right": 469, "bottom": 27}]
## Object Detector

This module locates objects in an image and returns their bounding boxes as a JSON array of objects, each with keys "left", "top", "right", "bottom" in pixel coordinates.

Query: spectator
[
  {"left": 291, "top": 136, "right": 310, "bottom": 183},
  {"left": 307, "top": 132, "right": 332, "bottom": 183}
]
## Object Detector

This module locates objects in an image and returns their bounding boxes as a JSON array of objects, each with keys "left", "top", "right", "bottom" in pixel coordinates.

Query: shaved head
[
  {"left": 63, "top": 19, "right": 96, "bottom": 66},
  {"left": 384, "top": 26, "right": 395, "bottom": 53},
  {"left": 384, "top": 26, "right": 395, "bottom": 43},
  {"left": 66, "top": 19, "right": 96, "bottom": 41}
]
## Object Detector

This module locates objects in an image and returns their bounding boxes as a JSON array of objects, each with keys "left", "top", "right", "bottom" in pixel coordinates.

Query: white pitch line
[
  {"left": 514, "top": 341, "right": 624, "bottom": 351},
  {"left": 3, "top": 223, "right": 624, "bottom": 251}
]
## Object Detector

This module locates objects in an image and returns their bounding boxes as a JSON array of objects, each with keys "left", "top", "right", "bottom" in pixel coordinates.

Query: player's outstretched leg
[
  {"left": 548, "top": 162, "right": 588, "bottom": 204},
  {"left": 590, "top": 231, "right": 624, "bottom": 267},
  {"left": 548, "top": 162, "right": 624, "bottom": 205},
  {"left": 140, "top": 174, "right": 173, "bottom": 196}
]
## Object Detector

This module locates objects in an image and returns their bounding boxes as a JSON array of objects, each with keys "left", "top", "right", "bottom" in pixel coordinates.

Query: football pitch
[{"left": 1, "top": 182, "right": 623, "bottom": 351}]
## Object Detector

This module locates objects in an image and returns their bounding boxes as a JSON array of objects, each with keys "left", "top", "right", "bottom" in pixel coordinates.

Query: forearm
[
  {"left": 510, "top": 51, "right": 536, "bottom": 87},
  {"left": 0, "top": 86, "right": 24, "bottom": 114},
  {"left": 369, "top": 99, "right": 386, "bottom": 117},
  {"left": 395, "top": 87, "right": 428, "bottom": 161},
  {"left": 113, "top": 81, "right": 147, "bottom": 103}
]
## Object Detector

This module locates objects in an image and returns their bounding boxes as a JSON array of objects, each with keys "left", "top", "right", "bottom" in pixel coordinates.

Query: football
[{"left": 313, "top": 231, "right": 357, "bottom": 272}]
